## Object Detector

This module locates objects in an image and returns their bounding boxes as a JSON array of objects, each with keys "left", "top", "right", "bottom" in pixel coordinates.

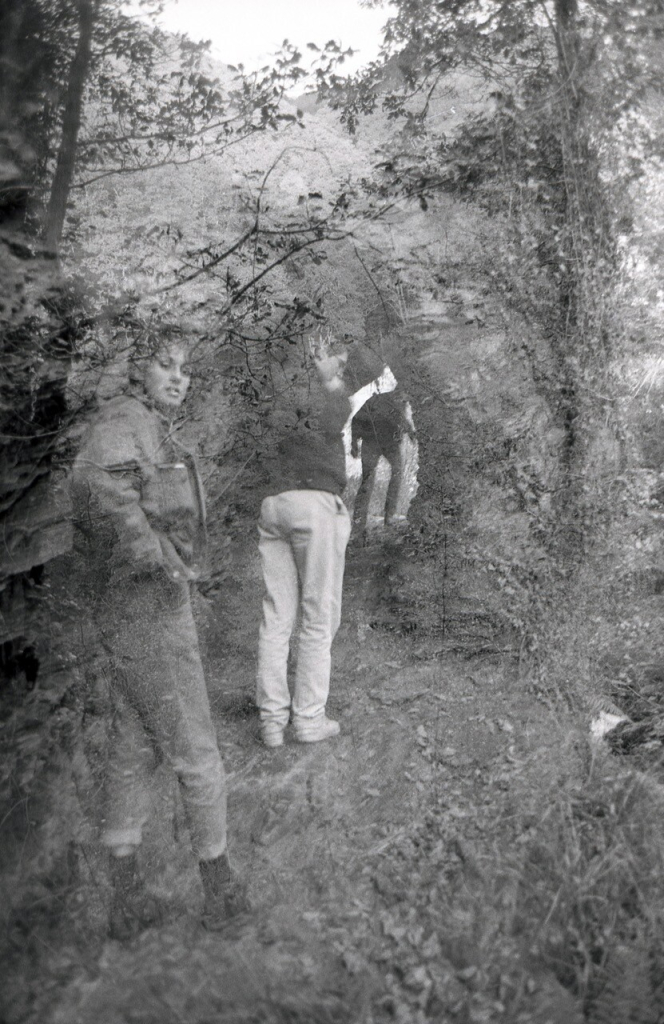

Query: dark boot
[
  {"left": 109, "top": 852, "right": 163, "bottom": 941},
  {"left": 199, "top": 852, "right": 251, "bottom": 931}
]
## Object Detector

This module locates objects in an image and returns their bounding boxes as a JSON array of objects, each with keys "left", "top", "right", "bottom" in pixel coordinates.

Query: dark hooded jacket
[{"left": 344, "top": 342, "right": 414, "bottom": 460}]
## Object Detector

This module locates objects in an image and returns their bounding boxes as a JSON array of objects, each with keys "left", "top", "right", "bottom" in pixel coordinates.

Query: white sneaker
[
  {"left": 260, "top": 723, "right": 285, "bottom": 748},
  {"left": 294, "top": 716, "right": 341, "bottom": 743}
]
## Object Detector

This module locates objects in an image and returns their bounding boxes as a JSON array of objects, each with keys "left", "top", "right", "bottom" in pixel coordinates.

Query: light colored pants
[
  {"left": 97, "top": 578, "right": 227, "bottom": 861},
  {"left": 256, "top": 490, "right": 351, "bottom": 727}
]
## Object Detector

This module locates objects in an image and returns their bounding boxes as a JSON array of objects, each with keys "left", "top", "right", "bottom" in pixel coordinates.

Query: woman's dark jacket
[{"left": 71, "top": 394, "right": 206, "bottom": 596}]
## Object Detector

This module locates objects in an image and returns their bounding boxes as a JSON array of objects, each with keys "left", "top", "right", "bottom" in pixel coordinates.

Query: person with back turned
[{"left": 255, "top": 331, "right": 352, "bottom": 748}]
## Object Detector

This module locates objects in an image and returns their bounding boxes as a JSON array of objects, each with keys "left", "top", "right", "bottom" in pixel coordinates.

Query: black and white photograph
[{"left": 2, "top": 1, "right": 664, "bottom": 1021}]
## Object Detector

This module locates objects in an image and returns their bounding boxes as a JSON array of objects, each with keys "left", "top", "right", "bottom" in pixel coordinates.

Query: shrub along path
[{"left": 4, "top": 535, "right": 616, "bottom": 1024}]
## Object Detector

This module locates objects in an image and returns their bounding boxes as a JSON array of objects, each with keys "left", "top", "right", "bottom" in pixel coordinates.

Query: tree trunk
[
  {"left": 43, "top": 0, "right": 95, "bottom": 253},
  {"left": 0, "top": 2, "right": 30, "bottom": 228},
  {"left": 554, "top": 0, "right": 580, "bottom": 101}
]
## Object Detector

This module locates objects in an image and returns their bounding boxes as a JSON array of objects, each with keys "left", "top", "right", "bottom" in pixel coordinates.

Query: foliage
[
  {"left": 4, "top": 0, "right": 313, "bottom": 231},
  {"left": 305, "top": 3, "right": 663, "bottom": 699},
  {"left": 3, "top": 4, "right": 664, "bottom": 1016},
  {"left": 337, "top": 0, "right": 663, "bottom": 461},
  {"left": 0, "top": 2, "right": 358, "bottom": 557},
  {"left": 351, "top": 735, "right": 664, "bottom": 1022}
]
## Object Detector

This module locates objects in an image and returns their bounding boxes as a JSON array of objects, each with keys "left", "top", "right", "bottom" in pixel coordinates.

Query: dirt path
[
  {"left": 3, "top": 299, "right": 592, "bottom": 1021},
  {"left": 3, "top": 539, "right": 586, "bottom": 1024}
]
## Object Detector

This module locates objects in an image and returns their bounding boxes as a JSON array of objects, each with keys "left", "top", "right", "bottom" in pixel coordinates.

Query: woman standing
[{"left": 72, "top": 335, "right": 248, "bottom": 939}]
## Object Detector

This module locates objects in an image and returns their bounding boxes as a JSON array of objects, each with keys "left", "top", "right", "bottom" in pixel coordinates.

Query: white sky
[{"left": 153, "top": 0, "right": 391, "bottom": 75}]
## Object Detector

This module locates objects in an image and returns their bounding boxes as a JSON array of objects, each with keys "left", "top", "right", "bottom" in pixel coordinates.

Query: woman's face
[{"left": 143, "top": 345, "right": 191, "bottom": 409}]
